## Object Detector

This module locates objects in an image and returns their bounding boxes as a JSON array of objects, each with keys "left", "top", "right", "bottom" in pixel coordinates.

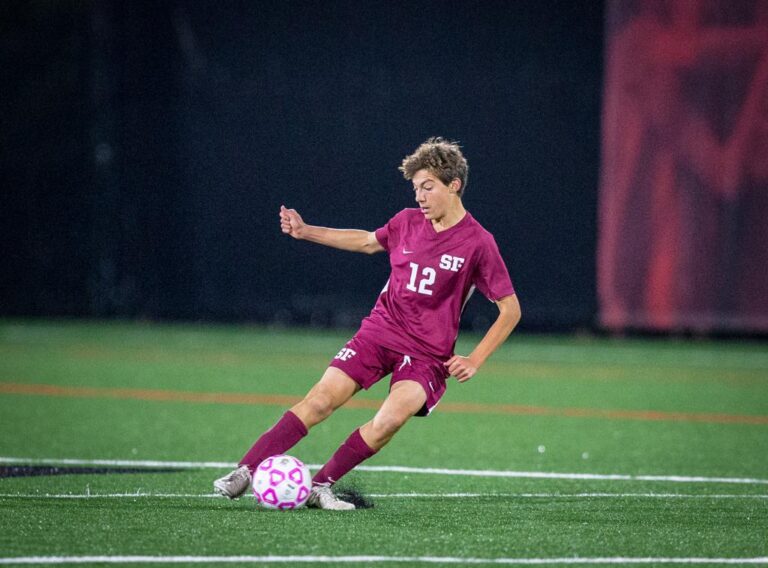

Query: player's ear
[{"left": 450, "top": 179, "right": 461, "bottom": 194}]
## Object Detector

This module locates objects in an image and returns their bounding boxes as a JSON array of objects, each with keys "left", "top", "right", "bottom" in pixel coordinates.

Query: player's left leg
[
  {"left": 307, "top": 380, "right": 426, "bottom": 510},
  {"left": 358, "top": 380, "right": 427, "bottom": 450}
]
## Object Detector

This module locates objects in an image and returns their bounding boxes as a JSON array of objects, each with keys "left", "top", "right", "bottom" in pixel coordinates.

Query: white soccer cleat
[
  {"left": 213, "top": 465, "right": 252, "bottom": 499},
  {"left": 306, "top": 482, "right": 356, "bottom": 511}
]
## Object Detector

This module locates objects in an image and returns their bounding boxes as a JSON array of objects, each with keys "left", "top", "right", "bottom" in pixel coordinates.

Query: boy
[{"left": 214, "top": 138, "right": 521, "bottom": 509}]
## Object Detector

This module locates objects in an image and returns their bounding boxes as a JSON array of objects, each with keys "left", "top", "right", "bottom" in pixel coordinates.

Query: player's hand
[
  {"left": 444, "top": 355, "right": 479, "bottom": 383},
  {"left": 280, "top": 205, "right": 306, "bottom": 239}
]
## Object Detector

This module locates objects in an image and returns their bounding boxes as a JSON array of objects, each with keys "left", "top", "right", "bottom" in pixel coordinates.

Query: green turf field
[{"left": 0, "top": 320, "right": 767, "bottom": 566}]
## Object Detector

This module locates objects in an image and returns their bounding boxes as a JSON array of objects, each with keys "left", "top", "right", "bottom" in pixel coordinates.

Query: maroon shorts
[{"left": 328, "top": 334, "right": 449, "bottom": 416}]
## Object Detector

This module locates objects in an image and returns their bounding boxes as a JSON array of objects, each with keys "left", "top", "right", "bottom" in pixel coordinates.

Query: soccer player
[{"left": 214, "top": 138, "right": 521, "bottom": 509}]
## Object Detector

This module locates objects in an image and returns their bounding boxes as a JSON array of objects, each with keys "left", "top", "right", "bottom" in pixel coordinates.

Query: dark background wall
[{"left": 1, "top": 1, "right": 603, "bottom": 331}]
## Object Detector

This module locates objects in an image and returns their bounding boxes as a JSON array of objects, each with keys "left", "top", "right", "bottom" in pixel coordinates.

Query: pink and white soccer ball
[{"left": 252, "top": 454, "right": 311, "bottom": 510}]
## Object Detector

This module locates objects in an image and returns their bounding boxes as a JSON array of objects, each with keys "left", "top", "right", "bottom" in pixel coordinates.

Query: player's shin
[
  {"left": 239, "top": 410, "right": 308, "bottom": 470},
  {"left": 312, "top": 428, "right": 377, "bottom": 485}
]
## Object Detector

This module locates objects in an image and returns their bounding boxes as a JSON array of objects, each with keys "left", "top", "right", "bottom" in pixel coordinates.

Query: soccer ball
[{"left": 252, "top": 454, "right": 312, "bottom": 510}]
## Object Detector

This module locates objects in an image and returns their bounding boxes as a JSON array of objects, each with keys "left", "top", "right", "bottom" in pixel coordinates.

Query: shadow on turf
[
  {"left": 336, "top": 484, "right": 375, "bottom": 509},
  {"left": 2, "top": 466, "right": 376, "bottom": 512},
  {"left": 227, "top": 484, "right": 375, "bottom": 511}
]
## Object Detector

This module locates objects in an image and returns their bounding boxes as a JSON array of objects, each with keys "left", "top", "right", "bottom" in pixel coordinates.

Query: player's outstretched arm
[
  {"left": 445, "top": 294, "right": 521, "bottom": 382},
  {"left": 280, "top": 205, "right": 384, "bottom": 254}
]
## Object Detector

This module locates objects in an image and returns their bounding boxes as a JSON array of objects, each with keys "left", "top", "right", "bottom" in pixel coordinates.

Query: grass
[{"left": 0, "top": 319, "right": 767, "bottom": 566}]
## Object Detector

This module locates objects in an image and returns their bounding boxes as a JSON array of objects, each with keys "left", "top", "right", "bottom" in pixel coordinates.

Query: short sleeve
[
  {"left": 474, "top": 235, "right": 515, "bottom": 302},
  {"left": 374, "top": 210, "right": 407, "bottom": 252}
]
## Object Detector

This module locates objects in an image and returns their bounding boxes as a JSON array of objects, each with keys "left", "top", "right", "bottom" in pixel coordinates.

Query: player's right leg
[
  {"left": 213, "top": 368, "right": 359, "bottom": 499},
  {"left": 289, "top": 367, "right": 361, "bottom": 428}
]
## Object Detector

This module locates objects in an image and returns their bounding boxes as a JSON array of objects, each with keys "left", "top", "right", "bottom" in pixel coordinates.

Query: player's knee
[
  {"left": 373, "top": 411, "right": 408, "bottom": 437},
  {"left": 303, "top": 390, "right": 336, "bottom": 421}
]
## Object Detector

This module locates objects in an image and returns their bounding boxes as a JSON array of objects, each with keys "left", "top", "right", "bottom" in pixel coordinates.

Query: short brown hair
[{"left": 399, "top": 137, "right": 469, "bottom": 197}]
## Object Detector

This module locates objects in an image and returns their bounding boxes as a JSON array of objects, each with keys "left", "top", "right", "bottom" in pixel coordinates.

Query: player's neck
[{"left": 431, "top": 203, "right": 467, "bottom": 233}]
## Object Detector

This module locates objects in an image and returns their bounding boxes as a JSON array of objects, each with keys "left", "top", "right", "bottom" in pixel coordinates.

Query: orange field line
[{"left": 1, "top": 382, "right": 767, "bottom": 425}]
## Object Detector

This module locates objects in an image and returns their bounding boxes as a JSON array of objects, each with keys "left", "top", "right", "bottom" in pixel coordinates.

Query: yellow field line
[{"left": 1, "top": 382, "right": 767, "bottom": 425}]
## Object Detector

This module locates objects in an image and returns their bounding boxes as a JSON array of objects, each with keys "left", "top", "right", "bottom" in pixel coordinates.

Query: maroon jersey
[{"left": 357, "top": 208, "right": 515, "bottom": 362}]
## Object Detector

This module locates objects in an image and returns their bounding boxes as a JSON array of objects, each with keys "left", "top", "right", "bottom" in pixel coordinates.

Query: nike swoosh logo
[{"left": 402, "top": 248, "right": 414, "bottom": 254}]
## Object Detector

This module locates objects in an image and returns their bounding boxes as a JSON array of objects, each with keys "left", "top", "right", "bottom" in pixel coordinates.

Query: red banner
[{"left": 598, "top": 0, "right": 768, "bottom": 332}]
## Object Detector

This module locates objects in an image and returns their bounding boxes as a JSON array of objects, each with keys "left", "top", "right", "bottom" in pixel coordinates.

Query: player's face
[{"left": 412, "top": 169, "right": 455, "bottom": 223}]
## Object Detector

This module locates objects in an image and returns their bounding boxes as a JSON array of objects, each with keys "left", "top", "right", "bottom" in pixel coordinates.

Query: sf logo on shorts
[{"left": 334, "top": 347, "right": 357, "bottom": 361}]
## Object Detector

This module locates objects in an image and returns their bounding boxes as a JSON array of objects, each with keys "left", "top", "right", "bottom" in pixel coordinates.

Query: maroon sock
[
  {"left": 313, "top": 428, "right": 377, "bottom": 485},
  {"left": 238, "top": 411, "right": 308, "bottom": 470}
]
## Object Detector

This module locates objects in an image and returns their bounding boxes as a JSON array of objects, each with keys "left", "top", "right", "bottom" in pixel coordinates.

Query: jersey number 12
[{"left": 406, "top": 262, "right": 436, "bottom": 296}]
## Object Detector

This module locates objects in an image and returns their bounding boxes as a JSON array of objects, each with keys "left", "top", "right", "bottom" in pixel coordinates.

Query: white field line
[
  {"left": 0, "top": 457, "right": 234, "bottom": 469},
  {"left": 2, "top": 456, "right": 768, "bottom": 485},
  {"left": 1, "top": 555, "right": 768, "bottom": 565},
  {"left": 352, "top": 465, "right": 768, "bottom": 485},
  {"left": 0, "top": 492, "right": 766, "bottom": 500},
  {"left": 371, "top": 492, "right": 768, "bottom": 499}
]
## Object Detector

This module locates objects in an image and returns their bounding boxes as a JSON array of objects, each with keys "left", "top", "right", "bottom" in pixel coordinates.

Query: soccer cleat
[
  {"left": 306, "top": 482, "right": 356, "bottom": 510},
  {"left": 213, "top": 465, "right": 252, "bottom": 499}
]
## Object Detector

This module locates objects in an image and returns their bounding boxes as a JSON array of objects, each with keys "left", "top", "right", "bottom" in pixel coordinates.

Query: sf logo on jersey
[
  {"left": 334, "top": 347, "right": 357, "bottom": 361},
  {"left": 439, "top": 254, "right": 465, "bottom": 272}
]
